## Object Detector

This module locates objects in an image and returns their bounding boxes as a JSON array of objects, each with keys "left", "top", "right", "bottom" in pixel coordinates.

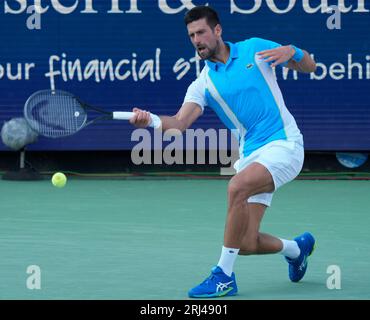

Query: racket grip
[
  {"left": 112, "top": 112, "right": 134, "bottom": 120},
  {"left": 112, "top": 111, "right": 162, "bottom": 129}
]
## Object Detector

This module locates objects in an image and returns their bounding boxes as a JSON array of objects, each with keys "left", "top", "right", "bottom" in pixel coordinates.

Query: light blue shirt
[{"left": 184, "top": 37, "right": 303, "bottom": 158}]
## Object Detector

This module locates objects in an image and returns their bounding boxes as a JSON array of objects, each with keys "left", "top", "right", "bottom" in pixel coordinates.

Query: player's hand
[
  {"left": 257, "top": 45, "right": 295, "bottom": 68},
  {"left": 130, "top": 108, "right": 152, "bottom": 128}
]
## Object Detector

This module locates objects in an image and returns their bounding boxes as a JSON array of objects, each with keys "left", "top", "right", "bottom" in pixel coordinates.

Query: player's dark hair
[{"left": 184, "top": 6, "right": 220, "bottom": 29}]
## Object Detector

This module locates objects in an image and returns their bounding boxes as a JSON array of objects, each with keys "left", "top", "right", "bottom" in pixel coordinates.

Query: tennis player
[{"left": 130, "top": 5, "right": 317, "bottom": 298}]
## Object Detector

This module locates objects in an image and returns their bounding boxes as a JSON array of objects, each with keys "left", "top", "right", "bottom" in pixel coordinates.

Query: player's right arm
[
  {"left": 130, "top": 102, "right": 202, "bottom": 132},
  {"left": 130, "top": 68, "right": 207, "bottom": 132}
]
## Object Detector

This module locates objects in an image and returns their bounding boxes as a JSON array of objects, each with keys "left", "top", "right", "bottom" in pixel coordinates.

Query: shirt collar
[{"left": 206, "top": 41, "right": 238, "bottom": 71}]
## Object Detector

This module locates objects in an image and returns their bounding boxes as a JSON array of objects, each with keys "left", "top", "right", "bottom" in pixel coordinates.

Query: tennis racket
[{"left": 23, "top": 89, "right": 161, "bottom": 138}]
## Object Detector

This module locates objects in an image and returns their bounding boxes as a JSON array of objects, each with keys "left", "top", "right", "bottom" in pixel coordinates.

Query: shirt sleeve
[
  {"left": 248, "top": 37, "right": 289, "bottom": 67},
  {"left": 183, "top": 71, "right": 207, "bottom": 113}
]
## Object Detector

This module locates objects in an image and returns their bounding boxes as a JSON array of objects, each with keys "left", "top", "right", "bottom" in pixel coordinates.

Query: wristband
[
  {"left": 290, "top": 45, "right": 304, "bottom": 62},
  {"left": 149, "top": 113, "right": 162, "bottom": 129}
]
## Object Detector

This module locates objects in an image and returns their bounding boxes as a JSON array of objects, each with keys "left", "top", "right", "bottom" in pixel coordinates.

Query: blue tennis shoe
[
  {"left": 188, "top": 266, "right": 238, "bottom": 298},
  {"left": 286, "top": 232, "right": 315, "bottom": 282}
]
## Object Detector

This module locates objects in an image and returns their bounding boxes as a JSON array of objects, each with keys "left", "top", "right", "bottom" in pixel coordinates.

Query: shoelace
[{"left": 202, "top": 274, "right": 215, "bottom": 285}]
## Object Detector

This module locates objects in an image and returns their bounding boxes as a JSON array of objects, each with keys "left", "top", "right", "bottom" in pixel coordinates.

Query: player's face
[{"left": 187, "top": 18, "right": 221, "bottom": 60}]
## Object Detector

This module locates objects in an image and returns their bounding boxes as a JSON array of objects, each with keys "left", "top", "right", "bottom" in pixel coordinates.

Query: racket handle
[
  {"left": 112, "top": 111, "right": 134, "bottom": 120},
  {"left": 112, "top": 111, "right": 162, "bottom": 129}
]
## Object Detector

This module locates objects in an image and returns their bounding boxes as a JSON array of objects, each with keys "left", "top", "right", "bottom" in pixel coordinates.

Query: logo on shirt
[{"left": 246, "top": 63, "right": 254, "bottom": 69}]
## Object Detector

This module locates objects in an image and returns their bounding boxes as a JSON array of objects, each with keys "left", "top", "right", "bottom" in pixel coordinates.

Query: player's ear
[{"left": 214, "top": 24, "right": 222, "bottom": 37}]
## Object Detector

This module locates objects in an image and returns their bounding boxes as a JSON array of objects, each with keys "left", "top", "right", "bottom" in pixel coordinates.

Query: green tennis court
[{"left": 0, "top": 177, "right": 369, "bottom": 300}]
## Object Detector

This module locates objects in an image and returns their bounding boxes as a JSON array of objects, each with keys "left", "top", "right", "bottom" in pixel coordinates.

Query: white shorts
[{"left": 234, "top": 138, "right": 304, "bottom": 207}]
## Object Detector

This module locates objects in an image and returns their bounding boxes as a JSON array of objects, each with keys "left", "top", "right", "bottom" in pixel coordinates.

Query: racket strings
[{"left": 26, "top": 92, "right": 86, "bottom": 137}]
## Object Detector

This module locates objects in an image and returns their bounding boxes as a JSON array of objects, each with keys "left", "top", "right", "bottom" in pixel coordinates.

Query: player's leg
[
  {"left": 238, "top": 203, "right": 299, "bottom": 256},
  {"left": 188, "top": 162, "right": 274, "bottom": 298},
  {"left": 236, "top": 140, "right": 315, "bottom": 282},
  {"left": 214, "top": 162, "right": 275, "bottom": 280},
  {"left": 238, "top": 203, "right": 282, "bottom": 255},
  {"left": 188, "top": 140, "right": 314, "bottom": 298},
  {"left": 224, "top": 162, "right": 274, "bottom": 249},
  {"left": 235, "top": 202, "right": 314, "bottom": 283},
  {"left": 248, "top": 141, "right": 315, "bottom": 283}
]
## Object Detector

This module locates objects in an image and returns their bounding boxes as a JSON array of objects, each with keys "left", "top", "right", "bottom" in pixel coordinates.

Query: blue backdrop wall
[{"left": 0, "top": 0, "right": 369, "bottom": 151}]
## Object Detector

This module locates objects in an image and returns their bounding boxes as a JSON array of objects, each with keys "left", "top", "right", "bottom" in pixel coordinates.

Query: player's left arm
[{"left": 257, "top": 45, "right": 316, "bottom": 73}]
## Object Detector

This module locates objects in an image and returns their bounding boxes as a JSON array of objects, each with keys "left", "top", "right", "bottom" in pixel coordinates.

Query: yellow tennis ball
[{"left": 52, "top": 172, "right": 67, "bottom": 188}]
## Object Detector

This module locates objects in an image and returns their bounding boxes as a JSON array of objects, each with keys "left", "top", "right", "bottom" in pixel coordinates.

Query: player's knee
[
  {"left": 228, "top": 176, "right": 252, "bottom": 201},
  {"left": 228, "top": 179, "right": 243, "bottom": 201}
]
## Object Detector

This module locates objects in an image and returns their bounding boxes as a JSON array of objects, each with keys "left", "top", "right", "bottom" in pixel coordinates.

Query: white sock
[
  {"left": 279, "top": 238, "right": 300, "bottom": 259},
  {"left": 217, "top": 246, "right": 240, "bottom": 277}
]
